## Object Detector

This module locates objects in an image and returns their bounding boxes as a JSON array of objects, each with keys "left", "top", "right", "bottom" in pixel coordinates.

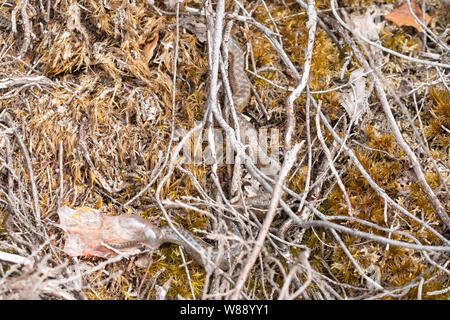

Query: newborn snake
[{"left": 104, "top": 39, "right": 250, "bottom": 271}]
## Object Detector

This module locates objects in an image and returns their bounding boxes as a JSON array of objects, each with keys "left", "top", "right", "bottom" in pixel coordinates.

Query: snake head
[
  {"left": 115, "top": 215, "right": 163, "bottom": 248},
  {"left": 142, "top": 223, "right": 163, "bottom": 248}
]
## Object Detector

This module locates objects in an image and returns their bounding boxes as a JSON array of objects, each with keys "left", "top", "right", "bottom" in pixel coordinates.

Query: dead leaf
[
  {"left": 338, "top": 68, "right": 369, "bottom": 123},
  {"left": 143, "top": 33, "right": 159, "bottom": 63},
  {"left": 345, "top": 7, "right": 386, "bottom": 41},
  {"left": 385, "top": 2, "right": 436, "bottom": 32}
]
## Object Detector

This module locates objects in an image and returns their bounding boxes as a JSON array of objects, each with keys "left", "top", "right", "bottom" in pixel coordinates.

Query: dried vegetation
[{"left": 0, "top": 0, "right": 449, "bottom": 300}]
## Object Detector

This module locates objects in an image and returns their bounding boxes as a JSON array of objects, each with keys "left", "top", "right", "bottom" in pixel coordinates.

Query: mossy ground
[{"left": 0, "top": 0, "right": 448, "bottom": 299}]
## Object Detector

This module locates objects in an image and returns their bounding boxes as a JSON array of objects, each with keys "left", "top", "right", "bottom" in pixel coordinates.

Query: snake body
[
  {"left": 104, "top": 215, "right": 240, "bottom": 271},
  {"left": 228, "top": 37, "right": 281, "bottom": 177},
  {"left": 228, "top": 37, "right": 251, "bottom": 113}
]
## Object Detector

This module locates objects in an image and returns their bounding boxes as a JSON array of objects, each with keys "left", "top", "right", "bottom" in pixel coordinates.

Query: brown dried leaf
[
  {"left": 385, "top": 2, "right": 436, "bottom": 32},
  {"left": 143, "top": 33, "right": 159, "bottom": 63}
]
